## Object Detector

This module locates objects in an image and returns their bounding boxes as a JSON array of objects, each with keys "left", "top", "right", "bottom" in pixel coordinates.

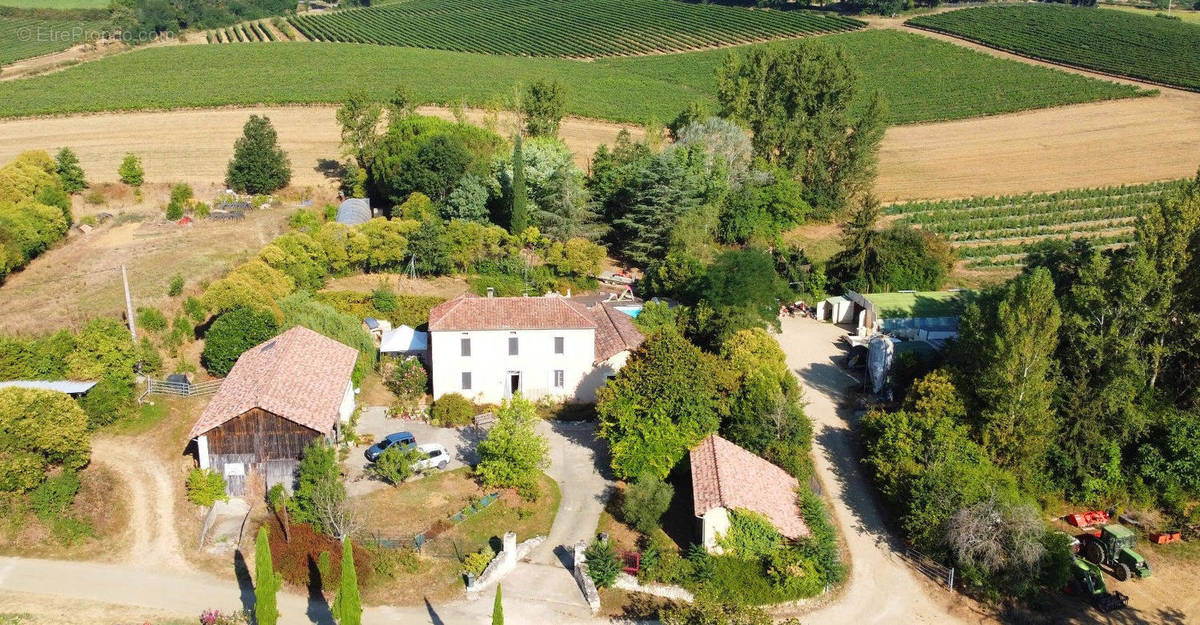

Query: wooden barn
[{"left": 188, "top": 326, "right": 358, "bottom": 496}]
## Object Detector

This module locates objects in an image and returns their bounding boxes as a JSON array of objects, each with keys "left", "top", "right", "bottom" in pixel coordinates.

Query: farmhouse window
[
  {"left": 461, "top": 337, "right": 471, "bottom": 357},
  {"left": 462, "top": 372, "right": 472, "bottom": 390},
  {"left": 553, "top": 370, "right": 565, "bottom": 388},
  {"left": 554, "top": 336, "right": 565, "bottom": 354},
  {"left": 509, "top": 337, "right": 519, "bottom": 356}
]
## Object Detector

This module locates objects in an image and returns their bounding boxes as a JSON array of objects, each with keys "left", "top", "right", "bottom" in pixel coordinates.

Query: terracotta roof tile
[
  {"left": 690, "top": 434, "right": 810, "bottom": 539},
  {"left": 428, "top": 294, "right": 596, "bottom": 331},
  {"left": 188, "top": 326, "right": 358, "bottom": 438},
  {"left": 576, "top": 302, "right": 645, "bottom": 363}
]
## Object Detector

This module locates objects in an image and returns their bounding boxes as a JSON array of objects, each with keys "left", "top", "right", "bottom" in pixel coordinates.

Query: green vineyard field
[
  {"left": 886, "top": 181, "right": 1186, "bottom": 268},
  {"left": 0, "top": 13, "right": 105, "bottom": 65},
  {"left": 287, "top": 0, "right": 865, "bottom": 57},
  {"left": 908, "top": 4, "right": 1200, "bottom": 91},
  {"left": 0, "top": 30, "right": 1142, "bottom": 123}
]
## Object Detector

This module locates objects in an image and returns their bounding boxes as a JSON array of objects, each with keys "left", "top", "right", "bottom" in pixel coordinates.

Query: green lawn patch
[
  {"left": 909, "top": 4, "right": 1200, "bottom": 91},
  {"left": 0, "top": 29, "right": 1140, "bottom": 124},
  {"left": 864, "top": 290, "right": 966, "bottom": 318},
  {"left": 288, "top": 0, "right": 864, "bottom": 57}
]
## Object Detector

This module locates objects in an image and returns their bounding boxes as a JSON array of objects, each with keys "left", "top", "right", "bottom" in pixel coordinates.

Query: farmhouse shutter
[
  {"left": 509, "top": 336, "right": 519, "bottom": 356},
  {"left": 462, "top": 371, "right": 472, "bottom": 390},
  {"left": 554, "top": 336, "right": 564, "bottom": 354},
  {"left": 461, "top": 337, "right": 471, "bottom": 357}
]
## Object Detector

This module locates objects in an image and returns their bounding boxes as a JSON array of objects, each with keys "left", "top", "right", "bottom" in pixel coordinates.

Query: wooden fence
[
  {"left": 146, "top": 378, "right": 222, "bottom": 397},
  {"left": 901, "top": 546, "right": 956, "bottom": 591}
]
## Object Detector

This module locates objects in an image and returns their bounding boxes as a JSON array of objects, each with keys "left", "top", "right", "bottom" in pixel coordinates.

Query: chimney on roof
[{"left": 486, "top": 287, "right": 495, "bottom": 298}]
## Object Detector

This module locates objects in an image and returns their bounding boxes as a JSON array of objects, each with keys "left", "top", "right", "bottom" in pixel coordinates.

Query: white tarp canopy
[{"left": 379, "top": 325, "right": 429, "bottom": 353}]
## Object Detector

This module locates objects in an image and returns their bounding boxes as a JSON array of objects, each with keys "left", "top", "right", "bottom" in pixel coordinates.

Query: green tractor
[
  {"left": 1067, "top": 557, "right": 1128, "bottom": 612},
  {"left": 1082, "top": 524, "right": 1151, "bottom": 581}
]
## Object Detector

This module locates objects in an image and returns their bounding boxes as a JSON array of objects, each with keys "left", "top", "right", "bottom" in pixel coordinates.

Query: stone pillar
[
  {"left": 503, "top": 531, "right": 517, "bottom": 567},
  {"left": 574, "top": 540, "right": 587, "bottom": 569}
]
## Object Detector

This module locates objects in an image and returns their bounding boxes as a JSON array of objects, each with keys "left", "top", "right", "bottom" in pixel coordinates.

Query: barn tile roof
[
  {"left": 577, "top": 302, "right": 645, "bottom": 363},
  {"left": 690, "top": 434, "right": 810, "bottom": 539},
  {"left": 188, "top": 326, "right": 357, "bottom": 439},
  {"left": 427, "top": 294, "right": 597, "bottom": 331}
]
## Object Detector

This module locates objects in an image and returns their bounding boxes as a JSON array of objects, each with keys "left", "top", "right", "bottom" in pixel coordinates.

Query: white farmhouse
[{"left": 428, "top": 293, "right": 645, "bottom": 403}]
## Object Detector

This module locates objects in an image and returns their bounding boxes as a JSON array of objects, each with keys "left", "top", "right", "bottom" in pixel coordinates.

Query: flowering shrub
[
  {"left": 199, "top": 609, "right": 250, "bottom": 625},
  {"left": 386, "top": 357, "right": 428, "bottom": 415}
]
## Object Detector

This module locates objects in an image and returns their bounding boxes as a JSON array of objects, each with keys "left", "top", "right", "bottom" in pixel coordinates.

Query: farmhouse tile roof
[
  {"left": 427, "top": 293, "right": 597, "bottom": 331},
  {"left": 188, "top": 326, "right": 357, "bottom": 439},
  {"left": 576, "top": 302, "right": 645, "bottom": 362},
  {"left": 690, "top": 434, "right": 810, "bottom": 539}
]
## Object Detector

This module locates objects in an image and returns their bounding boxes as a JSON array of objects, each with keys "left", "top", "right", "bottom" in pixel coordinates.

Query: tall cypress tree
[
  {"left": 254, "top": 526, "right": 282, "bottom": 625},
  {"left": 492, "top": 583, "right": 504, "bottom": 625},
  {"left": 509, "top": 134, "right": 529, "bottom": 234},
  {"left": 332, "top": 537, "right": 362, "bottom": 625}
]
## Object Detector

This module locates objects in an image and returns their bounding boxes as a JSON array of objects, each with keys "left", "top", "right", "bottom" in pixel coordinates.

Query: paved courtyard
[{"left": 345, "top": 406, "right": 484, "bottom": 497}]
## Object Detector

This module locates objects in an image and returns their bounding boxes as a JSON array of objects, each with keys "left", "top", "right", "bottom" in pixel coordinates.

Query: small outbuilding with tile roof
[
  {"left": 690, "top": 433, "right": 809, "bottom": 554},
  {"left": 188, "top": 325, "right": 358, "bottom": 495}
]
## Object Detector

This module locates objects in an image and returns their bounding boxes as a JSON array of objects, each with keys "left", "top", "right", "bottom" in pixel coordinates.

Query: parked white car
[{"left": 413, "top": 443, "right": 451, "bottom": 472}]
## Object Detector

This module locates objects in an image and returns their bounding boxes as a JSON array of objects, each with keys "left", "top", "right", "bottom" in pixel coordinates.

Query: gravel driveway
[{"left": 345, "top": 406, "right": 485, "bottom": 497}]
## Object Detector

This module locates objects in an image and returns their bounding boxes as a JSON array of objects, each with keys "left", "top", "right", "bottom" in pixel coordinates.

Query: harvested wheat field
[
  {"left": 0, "top": 207, "right": 290, "bottom": 335},
  {"left": 0, "top": 105, "right": 640, "bottom": 190}
]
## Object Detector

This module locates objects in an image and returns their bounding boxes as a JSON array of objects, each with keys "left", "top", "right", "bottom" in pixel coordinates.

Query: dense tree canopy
[
  {"left": 0, "top": 388, "right": 90, "bottom": 493},
  {"left": 226, "top": 115, "right": 291, "bottom": 194}
]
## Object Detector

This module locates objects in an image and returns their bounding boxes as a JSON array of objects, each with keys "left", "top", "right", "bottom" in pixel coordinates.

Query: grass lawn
[
  {"left": 0, "top": 29, "right": 1142, "bottom": 124},
  {"left": 356, "top": 468, "right": 560, "bottom": 605},
  {"left": 864, "top": 290, "right": 967, "bottom": 318},
  {"left": 105, "top": 401, "right": 168, "bottom": 436},
  {"left": 909, "top": 4, "right": 1200, "bottom": 91}
]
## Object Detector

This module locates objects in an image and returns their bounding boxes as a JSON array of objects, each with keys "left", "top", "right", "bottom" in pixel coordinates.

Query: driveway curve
[{"left": 775, "top": 317, "right": 970, "bottom": 624}]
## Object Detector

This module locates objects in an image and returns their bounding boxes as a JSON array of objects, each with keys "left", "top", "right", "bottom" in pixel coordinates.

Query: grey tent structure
[{"left": 336, "top": 198, "right": 371, "bottom": 225}]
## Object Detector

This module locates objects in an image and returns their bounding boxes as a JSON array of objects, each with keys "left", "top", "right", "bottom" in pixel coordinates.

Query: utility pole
[{"left": 121, "top": 264, "right": 137, "bottom": 343}]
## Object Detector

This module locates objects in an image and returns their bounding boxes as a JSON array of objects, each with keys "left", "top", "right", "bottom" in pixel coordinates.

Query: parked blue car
[{"left": 364, "top": 432, "right": 416, "bottom": 462}]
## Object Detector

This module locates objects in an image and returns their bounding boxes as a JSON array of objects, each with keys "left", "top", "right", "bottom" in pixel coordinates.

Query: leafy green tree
[
  {"left": 689, "top": 248, "right": 787, "bottom": 349},
  {"left": 407, "top": 217, "right": 453, "bottom": 277},
  {"left": 66, "top": 317, "right": 138, "bottom": 384},
  {"left": 716, "top": 42, "right": 887, "bottom": 216},
  {"left": 336, "top": 90, "right": 383, "bottom": 170},
  {"left": 332, "top": 537, "right": 362, "bottom": 625},
  {"left": 960, "top": 268, "right": 1061, "bottom": 485},
  {"left": 509, "top": 135, "right": 529, "bottom": 233},
  {"left": 254, "top": 526, "right": 282, "bottom": 625},
  {"left": 386, "top": 82, "right": 418, "bottom": 121},
  {"left": 54, "top": 148, "right": 86, "bottom": 193},
  {"left": 622, "top": 473, "right": 674, "bottom": 534},
  {"left": 522, "top": 80, "right": 567, "bottom": 138},
  {"left": 369, "top": 445, "right": 424, "bottom": 485},
  {"left": 596, "top": 330, "right": 726, "bottom": 479},
  {"left": 476, "top": 394, "right": 550, "bottom": 498},
  {"left": 370, "top": 115, "right": 505, "bottom": 206},
  {"left": 226, "top": 115, "right": 292, "bottom": 194},
  {"left": 288, "top": 440, "right": 341, "bottom": 532},
  {"left": 491, "top": 584, "right": 504, "bottom": 625},
  {"left": 201, "top": 307, "right": 280, "bottom": 377},
  {"left": 827, "top": 194, "right": 881, "bottom": 292},
  {"left": 445, "top": 174, "right": 491, "bottom": 223},
  {"left": 118, "top": 153, "right": 143, "bottom": 187}
]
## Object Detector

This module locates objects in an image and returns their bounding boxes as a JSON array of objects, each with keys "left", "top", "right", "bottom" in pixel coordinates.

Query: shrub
[
  {"left": 267, "top": 520, "right": 372, "bottom": 588},
  {"left": 717, "top": 509, "right": 783, "bottom": 560},
  {"left": 118, "top": 153, "right": 143, "bottom": 186},
  {"left": 201, "top": 307, "right": 280, "bottom": 377},
  {"left": 371, "top": 284, "right": 399, "bottom": 313},
  {"left": 186, "top": 468, "right": 228, "bottom": 506},
  {"left": 0, "top": 387, "right": 90, "bottom": 492},
  {"left": 639, "top": 531, "right": 686, "bottom": 584},
  {"left": 30, "top": 469, "right": 79, "bottom": 519},
  {"left": 317, "top": 550, "right": 334, "bottom": 591},
  {"left": 84, "top": 190, "right": 105, "bottom": 205},
  {"left": 622, "top": 473, "right": 674, "bottom": 535},
  {"left": 461, "top": 546, "right": 495, "bottom": 577},
  {"left": 78, "top": 376, "right": 135, "bottom": 429},
  {"left": 137, "top": 306, "right": 168, "bottom": 332},
  {"left": 431, "top": 393, "right": 475, "bottom": 427},
  {"left": 385, "top": 357, "right": 427, "bottom": 403},
  {"left": 168, "top": 273, "right": 185, "bottom": 297},
  {"left": 584, "top": 538, "right": 621, "bottom": 588},
  {"left": 660, "top": 598, "right": 772, "bottom": 625},
  {"left": 184, "top": 296, "right": 208, "bottom": 322},
  {"left": 166, "top": 201, "right": 184, "bottom": 221},
  {"left": 170, "top": 182, "right": 193, "bottom": 205}
]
